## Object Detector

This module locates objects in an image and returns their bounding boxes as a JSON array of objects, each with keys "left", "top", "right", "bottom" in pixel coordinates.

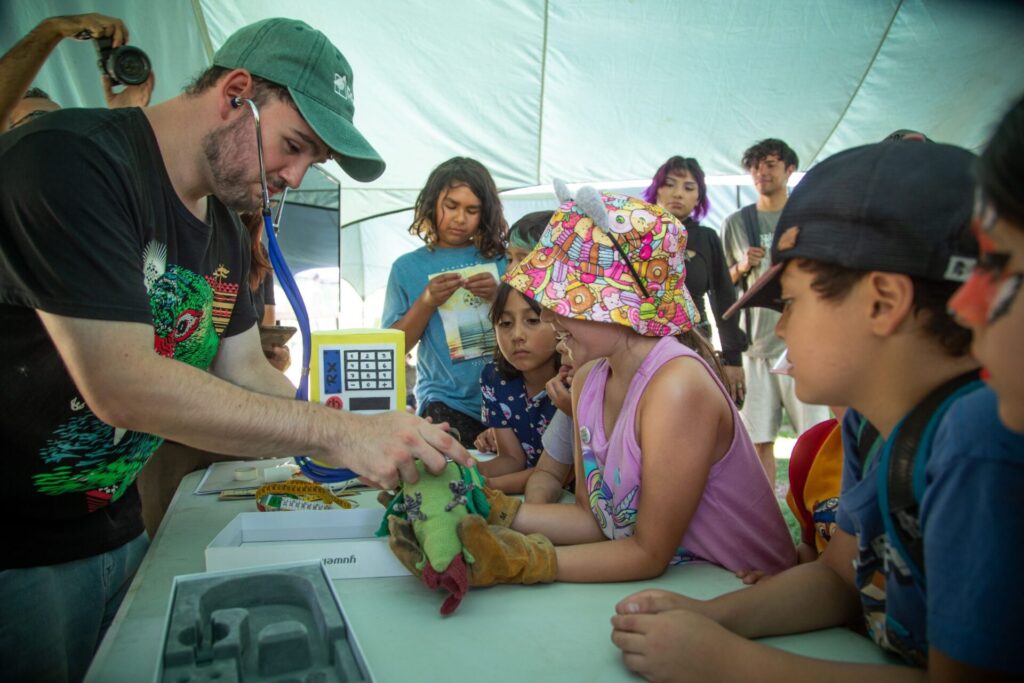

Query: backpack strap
[
  {"left": 740, "top": 204, "right": 760, "bottom": 258},
  {"left": 737, "top": 204, "right": 760, "bottom": 340},
  {"left": 856, "top": 419, "right": 882, "bottom": 472},
  {"left": 861, "top": 369, "right": 983, "bottom": 586}
]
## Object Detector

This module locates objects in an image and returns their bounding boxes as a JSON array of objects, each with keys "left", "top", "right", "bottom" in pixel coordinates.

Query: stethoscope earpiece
[{"left": 230, "top": 96, "right": 242, "bottom": 109}]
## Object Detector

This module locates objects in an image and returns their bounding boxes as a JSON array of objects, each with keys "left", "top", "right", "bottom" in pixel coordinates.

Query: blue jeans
[{"left": 0, "top": 533, "right": 149, "bottom": 682}]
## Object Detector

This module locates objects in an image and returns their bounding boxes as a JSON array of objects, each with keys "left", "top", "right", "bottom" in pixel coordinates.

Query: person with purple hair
[{"left": 643, "top": 156, "right": 748, "bottom": 405}]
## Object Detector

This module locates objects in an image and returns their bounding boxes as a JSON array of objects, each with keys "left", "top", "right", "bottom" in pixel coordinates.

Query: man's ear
[
  {"left": 865, "top": 272, "right": 915, "bottom": 336},
  {"left": 216, "top": 69, "right": 255, "bottom": 120}
]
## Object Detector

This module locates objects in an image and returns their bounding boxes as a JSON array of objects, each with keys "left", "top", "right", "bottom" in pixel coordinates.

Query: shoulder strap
[
  {"left": 740, "top": 205, "right": 760, "bottom": 263},
  {"left": 883, "top": 370, "right": 984, "bottom": 584},
  {"left": 856, "top": 419, "right": 882, "bottom": 472},
  {"left": 737, "top": 204, "right": 760, "bottom": 339}
]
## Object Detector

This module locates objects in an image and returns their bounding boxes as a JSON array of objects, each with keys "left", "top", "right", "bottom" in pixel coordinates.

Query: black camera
[{"left": 94, "top": 37, "right": 151, "bottom": 86}]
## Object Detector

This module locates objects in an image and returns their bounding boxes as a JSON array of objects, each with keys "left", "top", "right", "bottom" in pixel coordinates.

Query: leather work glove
[
  {"left": 387, "top": 515, "right": 426, "bottom": 578},
  {"left": 482, "top": 486, "right": 522, "bottom": 527},
  {"left": 456, "top": 515, "right": 556, "bottom": 586}
]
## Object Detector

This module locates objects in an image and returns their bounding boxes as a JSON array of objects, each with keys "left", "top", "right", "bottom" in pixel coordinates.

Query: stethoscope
[{"left": 232, "top": 96, "right": 358, "bottom": 483}]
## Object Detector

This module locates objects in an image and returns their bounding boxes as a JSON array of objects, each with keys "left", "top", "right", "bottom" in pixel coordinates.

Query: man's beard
[{"left": 203, "top": 115, "right": 260, "bottom": 213}]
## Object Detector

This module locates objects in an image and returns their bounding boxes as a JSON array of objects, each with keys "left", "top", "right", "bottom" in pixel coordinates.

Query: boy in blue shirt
[{"left": 610, "top": 141, "right": 1024, "bottom": 680}]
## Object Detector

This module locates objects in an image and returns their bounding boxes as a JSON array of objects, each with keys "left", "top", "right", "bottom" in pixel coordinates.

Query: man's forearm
[{"left": 106, "top": 350, "right": 354, "bottom": 462}]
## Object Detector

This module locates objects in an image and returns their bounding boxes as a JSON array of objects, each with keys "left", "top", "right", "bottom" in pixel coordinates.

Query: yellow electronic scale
[{"left": 309, "top": 329, "right": 406, "bottom": 414}]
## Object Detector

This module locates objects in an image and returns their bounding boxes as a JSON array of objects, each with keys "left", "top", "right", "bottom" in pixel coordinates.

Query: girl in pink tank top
[{"left": 503, "top": 186, "right": 796, "bottom": 581}]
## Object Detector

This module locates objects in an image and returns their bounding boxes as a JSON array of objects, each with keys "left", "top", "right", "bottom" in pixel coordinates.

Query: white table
[{"left": 87, "top": 470, "right": 893, "bottom": 681}]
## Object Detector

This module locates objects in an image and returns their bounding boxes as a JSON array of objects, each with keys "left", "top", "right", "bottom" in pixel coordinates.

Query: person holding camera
[
  {"left": 0, "top": 12, "right": 155, "bottom": 131},
  {"left": 0, "top": 17, "right": 472, "bottom": 681}
]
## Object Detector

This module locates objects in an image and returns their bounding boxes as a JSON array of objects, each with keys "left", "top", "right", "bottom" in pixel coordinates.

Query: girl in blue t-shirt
[
  {"left": 382, "top": 157, "right": 507, "bottom": 448},
  {"left": 477, "top": 283, "right": 560, "bottom": 491}
]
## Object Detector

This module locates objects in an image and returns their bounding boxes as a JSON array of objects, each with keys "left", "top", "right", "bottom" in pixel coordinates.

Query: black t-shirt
[
  {"left": 682, "top": 220, "right": 747, "bottom": 366},
  {"left": 0, "top": 108, "right": 256, "bottom": 567}
]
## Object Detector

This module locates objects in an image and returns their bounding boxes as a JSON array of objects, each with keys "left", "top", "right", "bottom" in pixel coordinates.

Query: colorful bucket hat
[{"left": 505, "top": 185, "right": 698, "bottom": 337}]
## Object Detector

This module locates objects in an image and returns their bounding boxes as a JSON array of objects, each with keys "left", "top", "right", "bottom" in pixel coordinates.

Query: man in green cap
[{"left": 0, "top": 18, "right": 472, "bottom": 680}]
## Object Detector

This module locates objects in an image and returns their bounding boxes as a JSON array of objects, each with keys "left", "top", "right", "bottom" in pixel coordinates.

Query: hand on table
[
  {"left": 734, "top": 569, "right": 768, "bottom": 585},
  {"left": 615, "top": 588, "right": 703, "bottom": 616},
  {"left": 611, "top": 607, "right": 737, "bottom": 682}
]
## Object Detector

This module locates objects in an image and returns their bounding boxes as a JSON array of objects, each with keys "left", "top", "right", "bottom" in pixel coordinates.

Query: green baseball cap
[{"left": 213, "top": 18, "right": 385, "bottom": 182}]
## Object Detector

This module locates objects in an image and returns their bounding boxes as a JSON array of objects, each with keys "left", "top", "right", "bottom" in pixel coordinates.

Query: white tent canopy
[{"left": 5, "top": 0, "right": 1024, "bottom": 225}]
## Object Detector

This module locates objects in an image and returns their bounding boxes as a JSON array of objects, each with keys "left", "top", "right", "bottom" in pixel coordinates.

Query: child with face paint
[{"left": 950, "top": 93, "right": 1024, "bottom": 433}]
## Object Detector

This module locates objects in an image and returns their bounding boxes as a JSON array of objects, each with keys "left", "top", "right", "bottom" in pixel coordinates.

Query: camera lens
[{"left": 106, "top": 45, "right": 151, "bottom": 86}]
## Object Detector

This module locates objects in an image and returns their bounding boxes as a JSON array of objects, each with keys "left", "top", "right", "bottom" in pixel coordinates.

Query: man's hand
[
  {"left": 738, "top": 246, "right": 766, "bottom": 275},
  {"left": 722, "top": 364, "right": 745, "bottom": 406},
  {"left": 49, "top": 13, "right": 128, "bottom": 46},
  {"left": 103, "top": 71, "right": 154, "bottom": 109},
  {"left": 331, "top": 411, "right": 475, "bottom": 490},
  {"left": 421, "top": 273, "right": 464, "bottom": 308},
  {"left": 464, "top": 272, "right": 498, "bottom": 302}
]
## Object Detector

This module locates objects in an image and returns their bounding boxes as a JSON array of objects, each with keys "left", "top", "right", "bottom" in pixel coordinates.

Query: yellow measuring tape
[{"left": 255, "top": 480, "right": 357, "bottom": 511}]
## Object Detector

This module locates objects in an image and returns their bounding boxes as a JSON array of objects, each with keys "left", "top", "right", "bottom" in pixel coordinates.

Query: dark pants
[{"left": 421, "top": 401, "right": 486, "bottom": 450}]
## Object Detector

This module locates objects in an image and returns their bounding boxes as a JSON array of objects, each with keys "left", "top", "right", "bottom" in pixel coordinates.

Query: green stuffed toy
[
  {"left": 376, "top": 461, "right": 489, "bottom": 614},
  {"left": 377, "top": 461, "right": 556, "bottom": 615}
]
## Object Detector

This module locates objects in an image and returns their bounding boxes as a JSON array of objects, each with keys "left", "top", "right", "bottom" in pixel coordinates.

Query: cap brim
[
  {"left": 292, "top": 90, "right": 385, "bottom": 182},
  {"left": 723, "top": 262, "right": 785, "bottom": 319}
]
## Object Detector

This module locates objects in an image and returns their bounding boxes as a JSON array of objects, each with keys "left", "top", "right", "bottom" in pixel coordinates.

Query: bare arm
[
  {"left": 714, "top": 531, "right": 861, "bottom": 637},
  {"left": 612, "top": 561, "right": 1006, "bottom": 682},
  {"left": 523, "top": 452, "right": 572, "bottom": 503},
  {"left": 483, "top": 467, "right": 534, "bottom": 494},
  {"left": 652, "top": 528, "right": 859, "bottom": 638},
  {"left": 209, "top": 324, "right": 294, "bottom": 397},
  {"left": 389, "top": 273, "right": 462, "bottom": 351},
  {"left": 37, "top": 312, "right": 475, "bottom": 488},
  {"left": 476, "top": 427, "right": 526, "bottom": 478},
  {"left": 1, "top": 14, "right": 127, "bottom": 129},
  {"left": 612, "top": 606, "right": 927, "bottom": 683},
  {"left": 552, "top": 358, "right": 729, "bottom": 582},
  {"left": 261, "top": 303, "right": 277, "bottom": 327}
]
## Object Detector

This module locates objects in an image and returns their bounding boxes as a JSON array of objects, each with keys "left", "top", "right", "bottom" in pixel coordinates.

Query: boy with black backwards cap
[
  {"left": 0, "top": 18, "right": 472, "bottom": 681},
  {"left": 610, "top": 141, "right": 1024, "bottom": 681}
]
